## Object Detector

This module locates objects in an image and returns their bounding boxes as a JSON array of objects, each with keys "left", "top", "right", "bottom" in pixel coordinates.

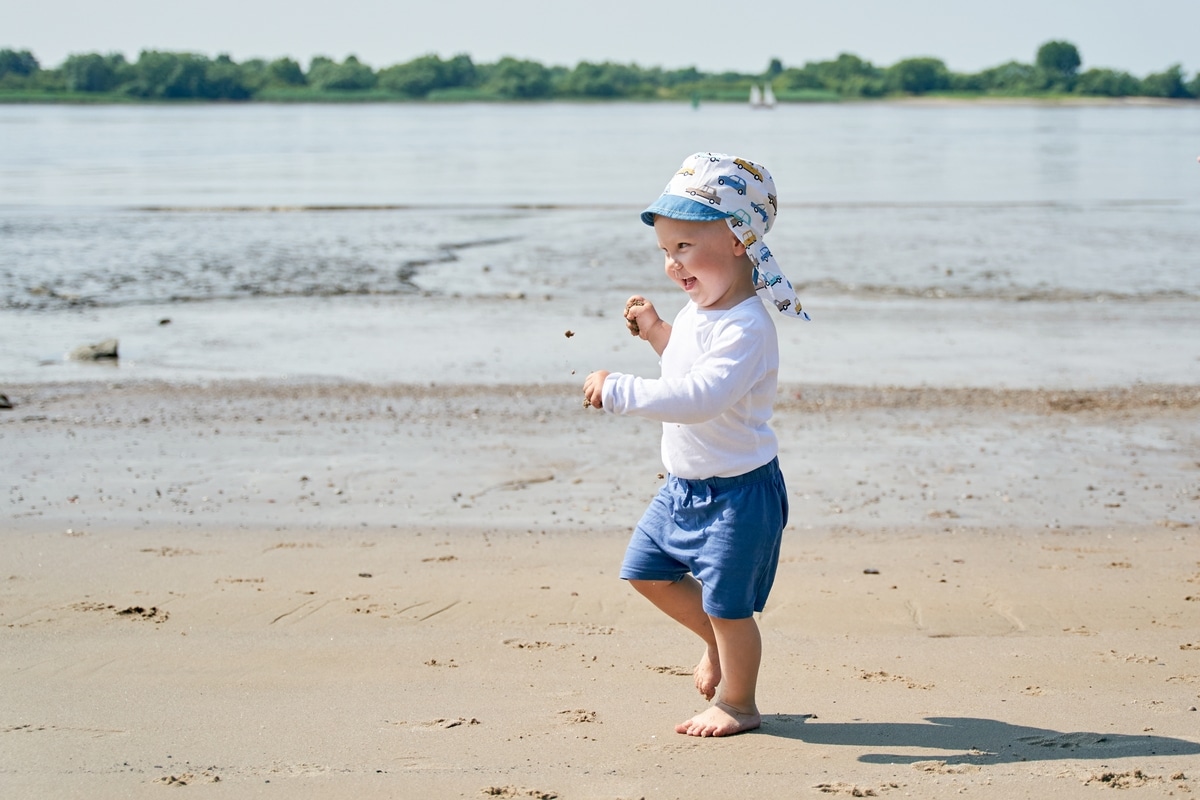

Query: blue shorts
[{"left": 620, "top": 458, "right": 788, "bottom": 619}]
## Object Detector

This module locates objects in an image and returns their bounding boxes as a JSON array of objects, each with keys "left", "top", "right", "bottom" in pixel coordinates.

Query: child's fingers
[{"left": 625, "top": 297, "right": 648, "bottom": 335}]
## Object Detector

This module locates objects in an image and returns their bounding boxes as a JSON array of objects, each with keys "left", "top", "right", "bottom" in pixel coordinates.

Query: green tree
[
  {"left": 62, "top": 52, "right": 127, "bottom": 92},
  {"left": 1074, "top": 67, "right": 1139, "bottom": 97},
  {"left": 886, "top": 57, "right": 950, "bottom": 94},
  {"left": 126, "top": 50, "right": 183, "bottom": 97},
  {"left": 1188, "top": 71, "right": 1200, "bottom": 99},
  {"left": 163, "top": 54, "right": 210, "bottom": 98},
  {"left": 778, "top": 64, "right": 824, "bottom": 92},
  {"left": 558, "top": 61, "right": 647, "bottom": 98},
  {"left": 781, "top": 53, "right": 885, "bottom": 97},
  {"left": 265, "top": 57, "right": 306, "bottom": 86},
  {"left": 483, "top": 57, "right": 551, "bottom": 98},
  {"left": 0, "top": 48, "right": 41, "bottom": 89},
  {"left": 308, "top": 56, "right": 335, "bottom": 74},
  {"left": 378, "top": 54, "right": 458, "bottom": 96},
  {"left": 308, "top": 55, "right": 376, "bottom": 91},
  {"left": 816, "top": 53, "right": 884, "bottom": 95},
  {"left": 975, "top": 60, "right": 1045, "bottom": 94},
  {"left": 1140, "top": 64, "right": 1191, "bottom": 98},
  {"left": 948, "top": 71, "right": 986, "bottom": 92},
  {"left": 1035, "top": 41, "right": 1081, "bottom": 76},
  {"left": 0, "top": 48, "right": 39, "bottom": 77},
  {"left": 792, "top": 53, "right": 888, "bottom": 97},
  {"left": 1036, "top": 40, "right": 1081, "bottom": 90},
  {"left": 122, "top": 51, "right": 249, "bottom": 99},
  {"left": 204, "top": 54, "right": 252, "bottom": 99},
  {"left": 659, "top": 66, "right": 703, "bottom": 86},
  {"left": 440, "top": 54, "right": 477, "bottom": 89}
]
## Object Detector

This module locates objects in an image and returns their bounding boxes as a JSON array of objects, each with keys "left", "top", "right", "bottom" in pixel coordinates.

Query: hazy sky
[{"left": 5, "top": 0, "right": 1196, "bottom": 77}]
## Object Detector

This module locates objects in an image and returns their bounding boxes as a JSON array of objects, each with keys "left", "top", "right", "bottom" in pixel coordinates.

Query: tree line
[{"left": 0, "top": 41, "right": 1196, "bottom": 102}]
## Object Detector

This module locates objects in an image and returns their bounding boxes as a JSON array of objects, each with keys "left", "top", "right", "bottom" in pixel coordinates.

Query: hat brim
[{"left": 640, "top": 194, "right": 729, "bottom": 226}]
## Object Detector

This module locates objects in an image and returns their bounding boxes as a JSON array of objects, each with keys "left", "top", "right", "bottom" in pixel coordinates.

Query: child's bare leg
[
  {"left": 676, "top": 615, "right": 762, "bottom": 737},
  {"left": 628, "top": 577, "right": 721, "bottom": 700}
]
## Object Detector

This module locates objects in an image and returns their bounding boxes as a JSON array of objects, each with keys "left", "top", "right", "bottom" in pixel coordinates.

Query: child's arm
[
  {"left": 625, "top": 295, "right": 671, "bottom": 356},
  {"left": 584, "top": 296, "right": 671, "bottom": 410}
]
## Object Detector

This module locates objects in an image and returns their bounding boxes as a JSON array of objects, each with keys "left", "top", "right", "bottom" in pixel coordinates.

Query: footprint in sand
[
  {"left": 650, "top": 665, "right": 692, "bottom": 676},
  {"left": 157, "top": 771, "right": 220, "bottom": 786},
  {"left": 430, "top": 717, "right": 480, "bottom": 729},
  {"left": 635, "top": 742, "right": 699, "bottom": 754},
  {"left": 1099, "top": 650, "right": 1160, "bottom": 664},
  {"left": 912, "top": 761, "right": 980, "bottom": 774},
  {"left": 65, "top": 602, "right": 169, "bottom": 623},
  {"left": 482, "top": 786, "right": 558, "bottom": 799},
  {"left": 858, "top": 670, "right": 933, "bottom": 690},
  {"left": 1082, "top": 770, "right": 1184, "bottom": 789},
  {"left": 140, "top": 546, "right": 199, "bottom": 557},
  {"left": 815, "top": 780, "right": 903, "bottom": 795},
  {"left": 503, "top": 638, "right": 555, "bottom": 651},
  {"left": 1018, "top": 732, "right": 1113, "bottom": 750},
  {"left": 548, "top": 622, "right": 615, "bottom": 635},
  {"left": 392, "top": 717, "right": 481, "bottom": 730}
]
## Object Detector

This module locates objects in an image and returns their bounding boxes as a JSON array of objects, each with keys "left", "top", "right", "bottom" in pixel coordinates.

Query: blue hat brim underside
[{"left": 640, "top": 194, "right": 729, "bottom": 226}]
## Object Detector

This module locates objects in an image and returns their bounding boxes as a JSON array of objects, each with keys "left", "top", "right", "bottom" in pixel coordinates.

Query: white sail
[
  {"left": 749, "top": 85, "right": 763, "bottom": 107},
  {"left": 763, "top": 83, "right": 776, "bottom": 108}
]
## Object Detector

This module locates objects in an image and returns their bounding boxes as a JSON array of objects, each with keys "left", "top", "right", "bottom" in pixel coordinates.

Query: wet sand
[{"left": 2, "top": 379, "right": 1199, "bottom": 798}]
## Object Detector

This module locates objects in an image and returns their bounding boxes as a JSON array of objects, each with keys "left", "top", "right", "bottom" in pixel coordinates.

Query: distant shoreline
[{"left": 2, "top": 92, "right": 1197, "bottom": 107}]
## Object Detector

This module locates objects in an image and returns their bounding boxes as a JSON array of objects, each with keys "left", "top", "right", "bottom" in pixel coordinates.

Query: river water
[{"left": 2, "top": 101, "right": 1198, "bottom": 388}]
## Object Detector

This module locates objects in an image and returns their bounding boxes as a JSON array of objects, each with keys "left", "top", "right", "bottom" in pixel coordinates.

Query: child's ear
[{"left": 729, "top": 231, "right": 747, "bottom": 257}]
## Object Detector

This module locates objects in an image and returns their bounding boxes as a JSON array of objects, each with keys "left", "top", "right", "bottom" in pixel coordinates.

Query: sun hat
[{"left": 641, "top": 152, "right": 809, "bottom": 320}]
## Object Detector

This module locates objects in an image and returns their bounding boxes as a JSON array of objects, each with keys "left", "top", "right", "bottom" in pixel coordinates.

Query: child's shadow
[{"left": 760, "top": 715, "right": 1200, "bottom": 764}]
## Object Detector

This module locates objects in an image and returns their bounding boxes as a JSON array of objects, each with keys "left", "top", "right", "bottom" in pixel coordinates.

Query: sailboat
[{"left": 750, "top": 83, "right": 776, "bottom": 109}]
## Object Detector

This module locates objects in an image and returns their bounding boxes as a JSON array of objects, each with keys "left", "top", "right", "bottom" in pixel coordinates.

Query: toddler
[{"left": 584, "top": 152, "right": 806, "bottom": 736}]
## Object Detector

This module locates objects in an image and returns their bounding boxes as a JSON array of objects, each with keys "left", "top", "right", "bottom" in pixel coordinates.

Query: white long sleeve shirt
[{"left": 601, "top": 296, "right": 779, "bottom": 479}]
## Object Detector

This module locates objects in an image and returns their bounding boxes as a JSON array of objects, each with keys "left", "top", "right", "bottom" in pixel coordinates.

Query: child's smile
[{"left": 654, "top": 217, "right": 756, "bottom": 311}]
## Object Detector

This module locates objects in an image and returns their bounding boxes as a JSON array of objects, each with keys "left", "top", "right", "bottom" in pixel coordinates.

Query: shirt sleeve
[{"left": 601, "top": 317, "right": 766, "bottom": 424}]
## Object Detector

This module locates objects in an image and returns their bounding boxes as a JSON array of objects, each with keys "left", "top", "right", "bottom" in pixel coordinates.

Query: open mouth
[{"left": 682, "top": 277, "right": 697, "bottom": 291}]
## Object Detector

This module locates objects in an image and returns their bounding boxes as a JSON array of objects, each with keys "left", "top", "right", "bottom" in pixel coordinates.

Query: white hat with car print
[{"left": 640, "top": 152, "right": 809, "bottom": 320}]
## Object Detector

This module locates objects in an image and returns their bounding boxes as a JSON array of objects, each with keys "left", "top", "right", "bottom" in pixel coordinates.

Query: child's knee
[
  {"left": 628, "top": 577, "right": 686, "bottom": 598},
  {"left": 628, "top": 578, "right": 664, "bottom": 595}
]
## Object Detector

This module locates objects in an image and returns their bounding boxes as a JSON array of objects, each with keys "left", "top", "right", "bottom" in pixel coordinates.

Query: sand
[{"left": 2, "top": 380, "right": 1199, "bottom": 798}]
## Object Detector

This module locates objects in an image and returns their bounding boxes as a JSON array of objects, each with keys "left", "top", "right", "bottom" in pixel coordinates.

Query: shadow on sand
[{"left": 759, "top": 715, "right": 1200, "bottom": 764}]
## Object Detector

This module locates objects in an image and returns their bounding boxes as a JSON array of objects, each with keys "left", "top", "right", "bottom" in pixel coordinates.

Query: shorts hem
[
  {"left": 619, "top": 569, "right": 687, "bottom": 583},
  {"left": 702, "top": 603, "right": 761, "bottom": 620}
]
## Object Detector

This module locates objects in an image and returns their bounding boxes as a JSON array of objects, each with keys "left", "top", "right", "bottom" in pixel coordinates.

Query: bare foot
[
  {"left": 694, "top": 645, "right": 720, "bottom": 700},
  {"left": 675, "top": 702, "right": 761, "bottom": 737}
]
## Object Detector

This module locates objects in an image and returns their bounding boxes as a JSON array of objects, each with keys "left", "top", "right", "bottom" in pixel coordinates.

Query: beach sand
[{"left": 3, "top": 380, "right": 1199, "bottom": 798}]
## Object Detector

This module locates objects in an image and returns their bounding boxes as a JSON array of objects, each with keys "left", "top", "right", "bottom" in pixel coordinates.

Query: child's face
[{"left": 654, "top": 216, "right": 754, "bottom": 311}]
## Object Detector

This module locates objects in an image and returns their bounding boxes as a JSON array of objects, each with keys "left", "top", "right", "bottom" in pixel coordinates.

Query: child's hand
[
  {"left": 583, "top": 370, "right": 609, "bottom": 409},
  {"left": 625, "top": 296, "right": 660, "bottom": 339}
]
